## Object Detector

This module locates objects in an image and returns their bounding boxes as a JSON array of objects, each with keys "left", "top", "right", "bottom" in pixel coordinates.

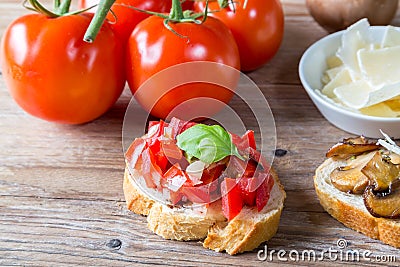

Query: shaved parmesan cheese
[
  {"left": 358, "top": 46, "right": 400, "bottom": 87},
  {"left": 367, "top": 83, "right": 400, "bottom": 107},
  {"left": 360, "top": 102, "right": 400, "bottom": 118},
  {"left": 326, "top": 55, "right": 343, "bottom": 69},
  {"left": 377, "top": 130, "right": 400, "bottom": 155},
  {"left": 326, "top": 66, "right": 344, "bottom": 81},
  {"left": 337, "top": 18, "right": 370, "bottom": 74},
  {"left": 381, "top": 26, "right": 400, "bottom": 48},
  {"left": 334, "top": 80, "right": 374, "bottom": 109},
  {"left": 322, "top": 68, "right": 353, "bottom": 98},
  {"left": 319, "top": 19, "right": 400, "bottom": 116}
]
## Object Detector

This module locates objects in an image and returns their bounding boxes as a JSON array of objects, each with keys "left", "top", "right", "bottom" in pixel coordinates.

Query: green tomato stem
[
  {"left": 24, "top": 0, "right": 59, "bottom": 17},
  {"left": 169, "top": 0, "right": 184, "bottom": 20},
  {"left": 58, "top": 0, "right": 71, "bottom": 14},
  {"left": 54, "top": 0, "right": 60, "bottom": 10},
  {"left": 83, "top": 0, "right": 115, "bottom": 43}
]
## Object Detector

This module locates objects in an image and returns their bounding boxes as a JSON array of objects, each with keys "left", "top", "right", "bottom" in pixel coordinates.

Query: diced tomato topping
[
  {"left": 242, "top": 130, "right": 256, "bottom": 150},
  {"left": 243, "top": 160, "right": 258, "bottom": 178},
  {"left": 221, "top": 178, "right": 243, "bottom": 220},
  {"left": 181, "top": 184, "right": 211, "bottom": 204},
  {"left": 163, "top": 164, "right": 183, "bottom": 180},
  {"left": 229, "top": 132, "right": 243, "bottom": 149},
  {"left": 148, "top": 139, "right": 168, "bottom": 172},
  {"left": 169, "top": 117, "right": 197, "bottom": 138},
  {"left": 141, "top": 147, "right": 163, "bottom": 189},
  {"left": 230, "top": 130, "right": 256, "bottom": 151},
  {"left": 163, "top": 164, "right": 188, "bottom": 204},
  {"left": 133, "top": 119, "right": 273, "bottom": 213},
  {"left": 201, "top": 163, "right": 225, "bottom": 185},
  {"left": 181, "top": 121, "right": 197, "bottom": 133},
  {"left": 161, "top": 140, "right": 189, "bottom": 169},
  {"left": 147, "top": 120, "right": 161, "bottom": 130},
  {"left": 146, "top": 120, "right": 166, "bottom": 146},
  {"left": 161, "top": 140, "right": 182, "bottom": 159},
  {"left": 247, "top": 147, "right": 270, "bottom": 171},
  {"left": 226, "top": 156, "right": 258, "bottom": 179},
  {"left": 125, "top": 138, "right": 146, "bottom": 170},
  {"left": 256, "top": 173, "right": 275, "bottom": 212},
  {"left": 238, "top": 177, "right": 258, "bottom": 206},
  {"left": 170, "top": 191, "right": 184, "bottom": 205}
]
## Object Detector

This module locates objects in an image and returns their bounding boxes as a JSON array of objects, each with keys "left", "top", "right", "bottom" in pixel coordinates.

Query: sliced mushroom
[
  {"left": 361, "top": 152, "right": 400, "bottom": 191},
  {"left": 326, "top": 136, "right": 380, "bottom": 159},
  {"left": 363, "top": 180, "right": 400, "bottom": 219},
  {"left": 330, "top": 151, "right": 375, "bottom": 194},
  {"left": 382, "top": 151, "right": 400, "bottom": 165}
]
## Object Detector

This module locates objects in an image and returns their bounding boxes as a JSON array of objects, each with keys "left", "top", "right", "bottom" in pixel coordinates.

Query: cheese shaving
[{"left": 377, "top": 130, "right": 400, "bottom": 155}]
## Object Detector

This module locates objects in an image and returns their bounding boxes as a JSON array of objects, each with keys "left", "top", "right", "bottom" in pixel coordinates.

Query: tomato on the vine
[
  {"left": 126, "top": 13, "right": 240, "bottom": 120},
  {"left": 79, "top": 0, "right": 172, "bottom": 42},
  {"left": 180, "top": 0, "right": 194, "bottom": 11},
  {"left": 1, "top": 12, "right": 125, "bottom": 124},
  {"left": 194, "top": 0, "right": 284, "bottom": 71}
]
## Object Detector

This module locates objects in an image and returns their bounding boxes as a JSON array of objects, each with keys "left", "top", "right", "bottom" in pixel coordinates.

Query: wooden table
[{"left": 1, "top": 1, "right": 399, "bottom": 266}]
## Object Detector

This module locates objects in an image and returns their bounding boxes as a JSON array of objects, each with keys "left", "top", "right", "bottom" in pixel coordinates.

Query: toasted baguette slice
[
  {"left": 123, "top": 166, "right": 286, "bottom": 255},
  {"left": 314, "top": 158, "right": 400, "bottom": 248}
]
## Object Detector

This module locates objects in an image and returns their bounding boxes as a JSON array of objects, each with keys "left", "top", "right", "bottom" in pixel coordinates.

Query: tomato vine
[
  {"left": 23, "top": 0, "right": 95, "bottom": 17},
  {"left": 84, "top": 0, "right": 210, "bottom": 42}
]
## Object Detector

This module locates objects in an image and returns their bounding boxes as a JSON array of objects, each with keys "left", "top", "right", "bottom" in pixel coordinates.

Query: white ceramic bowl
[{"left": 299, "top": 27, "right": 400, "bottom": 138}]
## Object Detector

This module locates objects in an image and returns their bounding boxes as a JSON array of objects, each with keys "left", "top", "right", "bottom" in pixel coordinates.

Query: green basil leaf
[{"left": 176, "top": 124, "right": 244, "bottom": 164}]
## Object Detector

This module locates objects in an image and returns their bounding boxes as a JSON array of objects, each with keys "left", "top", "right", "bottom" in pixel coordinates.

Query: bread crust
[
  {"left": 314, "top": 158, "right": 400, "bottom": 248},
  {"left": 123, "top": 169, "right": 154, "bottom": 216},
  {"left": 123, "top": 167, "right": 285, "bottom": 255}
]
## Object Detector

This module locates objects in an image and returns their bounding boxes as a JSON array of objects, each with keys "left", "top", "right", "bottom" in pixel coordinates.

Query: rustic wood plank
[{"left": 0, "top": 0, "right": 399, "bottom": 266}]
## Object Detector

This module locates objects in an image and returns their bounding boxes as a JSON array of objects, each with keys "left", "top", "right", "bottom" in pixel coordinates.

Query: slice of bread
[
  {"left": 314, "top": 158, "right": 400, "bottom": 248},
  {"left": 123, "top": 166, "right": 286, "bottom": 255}
]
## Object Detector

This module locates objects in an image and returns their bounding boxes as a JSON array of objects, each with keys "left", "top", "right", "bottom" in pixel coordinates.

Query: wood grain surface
[{"left": 1, "top": 0, "right": 399, "bottom": 266}]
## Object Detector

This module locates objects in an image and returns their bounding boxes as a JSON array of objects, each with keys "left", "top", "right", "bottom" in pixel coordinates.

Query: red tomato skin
[
  {"left": 0, "top": 13, "right": 125, "bottom": 124},
  {"left": 238, "top": 177, "right": 257, "bottom": 206},
  {"left": 126, "top": 16, "right": 240, "bottom": 120},
  {"left": 256, "top": 173, "right": 275, "bottom": 211},
  {"left": 221, "top": 178, "right": 243, "bottom": 220},
  {"left": 181, "top": 0, "right": 194, "bottom": 11},
  {"left": 126, "top": 138, "right": 147, "bottom": 169},
  {"left": 181, "top": 185, "right": 211, "bottom": 204},
  {"left": 194, "top": 0, "right": 284, "bottom": 71},
  {"left": 79, "top": 0, "right": 172, "bottom": 42}
]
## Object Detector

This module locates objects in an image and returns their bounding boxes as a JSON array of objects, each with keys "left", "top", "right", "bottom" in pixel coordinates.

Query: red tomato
[
  {"left": 247, "top": 147, "right": 270, "bottom": 171},
  {"left": 238, "top": 177, "right": 258, "bottom": 206},
  {"left": 230, "top": 130, "right": 256, "bottom": 151},
  {"left": 226, "top": 156, "right": 257, "bottom": 178},
  {"left": 194, "top": 0, "right": 284, "bottom": 71},
  {"left": 126, "top": 15, "right": 240, "bottom": 120},
  {"left": 201, "top": 163, "right": 225, "bottom": 185},
  {"left": 182, "top": 184, "right": 212, "bottom": 204},
  {"left": 221, "top": 178, "right": 243, "bottom": 220},
  {"left": 79, "top": 0, "right": 172, "bottom": 42},
  {"left": 163, "top": 164, "right": 186, "bottom": 204},
  {"left": 168, "top": 117, "right": 197, "bottom": 138},
  {"left": 126, "top": 138, "right": 147, "bottom": 170},
  {"left": 141, "top": 147, "right": 164, "bottom": 188},
  {"left": 170, "top": 190, "right": 185, "bottom": 205},
  {"left": 0, "top": 13, "right": 125, "bottom": 124},
  {"left": 161, "top": 140, "right": 182, "bottom": 160},
  {"left": 181, "top": 0, "right": 194, "bottom": 11},
  {"left": 256, "top": 173, "right": 275, "bottom": 211}
]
